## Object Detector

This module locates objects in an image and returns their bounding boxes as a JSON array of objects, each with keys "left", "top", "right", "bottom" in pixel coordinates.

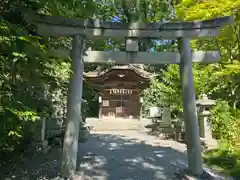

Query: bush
[
  {"left": 210, "top": 100, "right": 240, "bottom": 148},
  {"left": 203, "top": 142, "right": 240, "bottom": 177},
  {"left": 0, "top": 107, "right": 38, "bottom": 159}
]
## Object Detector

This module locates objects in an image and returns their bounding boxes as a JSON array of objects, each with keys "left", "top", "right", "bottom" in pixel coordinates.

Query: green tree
[
  {"left": 143, "top": 0, "right": 240, "bottom": 146},
  {"left": 0, "top": 0, "right": 172, "bottom": 175}
]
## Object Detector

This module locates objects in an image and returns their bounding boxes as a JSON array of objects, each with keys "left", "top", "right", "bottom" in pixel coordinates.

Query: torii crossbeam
[
  {"left": 24, "top": 12, "right": 233, "bottom": 178},
  {"left": 24, "top": 12, "right": 231, "bottom": 38}
]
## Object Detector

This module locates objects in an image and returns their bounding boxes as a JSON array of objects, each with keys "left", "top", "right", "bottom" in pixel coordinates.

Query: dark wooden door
[
  {"left": 115, "top": 94, "right": 129, "bottom": 117},
  {"left": 116, "top": 106, "right": 127, "bottom": 117}
]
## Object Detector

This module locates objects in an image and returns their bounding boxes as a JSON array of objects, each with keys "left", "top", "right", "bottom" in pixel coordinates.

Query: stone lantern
[{"left": 196, "top": 94, "right": 216, "bottom": 149}]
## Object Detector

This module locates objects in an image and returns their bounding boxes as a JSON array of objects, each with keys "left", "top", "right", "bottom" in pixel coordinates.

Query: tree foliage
[
  {"left": 0, "top": 0, "right": 172, "bottom": 160},
  {"left": 0, "top": 0, "right": 79, "bottom": 157},
  {"left": 143, "top": 0, "right": 240, "bottom": 147},
  {"left": 177, "top": 0, "right": 240, "bottom": 147}
]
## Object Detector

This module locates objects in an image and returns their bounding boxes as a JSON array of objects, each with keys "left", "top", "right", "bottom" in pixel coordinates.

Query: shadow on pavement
[
  {"left": 77, "top": 133, "right": 186, "bottom": 180},
  {"left": 0, "top": 132, "right": 187, "bottom": 180}
]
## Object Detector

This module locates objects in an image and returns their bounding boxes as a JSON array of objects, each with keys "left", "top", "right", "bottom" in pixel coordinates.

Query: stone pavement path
[
  {"left": 0, "top": 118, "right": 188, "bottom": 180},
  {"left": 77, "top": 118, "right": 188, "bottom": 180}
]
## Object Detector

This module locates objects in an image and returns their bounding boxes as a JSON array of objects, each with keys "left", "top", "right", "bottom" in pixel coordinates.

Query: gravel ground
[{"left": 0, "top": 147, "right": 62, "bottom": 180}]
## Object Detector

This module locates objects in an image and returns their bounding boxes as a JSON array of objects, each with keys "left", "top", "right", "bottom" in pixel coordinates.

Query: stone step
[
  {"left": 91, "top": 126, "right": 144, "bottom": 131},
  {"left": 87, "top": 121, "right": 146, "bottom": 132}
]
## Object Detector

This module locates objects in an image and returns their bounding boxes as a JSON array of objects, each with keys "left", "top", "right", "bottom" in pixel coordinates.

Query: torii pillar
[
  {"left": 178, "top": 38, "right": 203, "bottom": 175},
  {"left": 61, "top": 35, "right": 85, "bottom": 177}
]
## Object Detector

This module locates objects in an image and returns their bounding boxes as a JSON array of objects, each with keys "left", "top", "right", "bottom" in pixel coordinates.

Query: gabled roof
[{"left": 84, "top": 65, "right": 153, "bottom": 79}]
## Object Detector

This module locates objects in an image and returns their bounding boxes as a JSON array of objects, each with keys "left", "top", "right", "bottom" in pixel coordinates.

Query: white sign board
[
  {"left": 149, "top": 107, "right": 162, "bottom": 117},
  {"left": 110, "top": 89, "right": 132, "bottom": 95},
  {"left": 102, "top": 100, "right": 109, "bottom": 107}
]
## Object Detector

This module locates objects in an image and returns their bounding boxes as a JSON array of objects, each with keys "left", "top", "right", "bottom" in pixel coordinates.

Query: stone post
[
  {"left": 199, "top": 111, "right": 212, "bottom": 139},
  {"left": 196, "top": 94, "right": 215, "bottom": 140},
  {"left": 32, "top": 118, "right": 46, "bottom": 142},
  {"left": 32, "top": 117, "right": 48, "bottom": 151},
  {"left": 61, "top": 35, "right": 85, "bottom": 178},
  {"left": 178, "top": 38, "right": 203, "bottom": 176},
  {"left": 162, "top": 108, "right": 171, "bottom": 125}
]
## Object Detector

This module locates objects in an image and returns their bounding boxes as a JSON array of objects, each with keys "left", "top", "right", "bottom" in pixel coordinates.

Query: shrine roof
[{"left": 84, "top": 65, "right": 153, "bottom": 79}]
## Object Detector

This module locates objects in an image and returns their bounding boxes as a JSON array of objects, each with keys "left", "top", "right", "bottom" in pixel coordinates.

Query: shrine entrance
[
  {"left": 114, "top": 93, "right": 130, "bottom": 118},
  {"left": 109, "top": 93, "right": 130, "bottom": 118},
  {"left": 84, "top": 66, "right": 152, "bottom": 119},
  {"left": 24, "top": 12, "right": 233, "bottom": 178}
]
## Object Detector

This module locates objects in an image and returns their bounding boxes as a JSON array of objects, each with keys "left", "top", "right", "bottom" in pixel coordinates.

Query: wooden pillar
[
  {"left": 178, "top": 38, "right": 203, "bottom": 176},
  {"left": 98, "top": 95, "right": 102, "bottom": 119},
  {"left": 139, "top": 97, "right": 143, "bottom": 121},
  {"left": 61, "top": 35, "right": 85, "bottom": 178},
  {"left": 98, "top": 105, "right": 102, "bottom": 119}
]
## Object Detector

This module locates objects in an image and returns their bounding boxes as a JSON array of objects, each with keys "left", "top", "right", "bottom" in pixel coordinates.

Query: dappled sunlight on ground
[
  {"left": 77, "top": 133, "right": 186, "bottom": 180},
  {"left": 0, "top": 118, "right": 188, "bottom": 180}
]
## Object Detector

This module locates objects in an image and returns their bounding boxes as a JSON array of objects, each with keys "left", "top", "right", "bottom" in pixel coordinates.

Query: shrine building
[{"left": 84, "top": 65, "right": 153, "bottom": 119}]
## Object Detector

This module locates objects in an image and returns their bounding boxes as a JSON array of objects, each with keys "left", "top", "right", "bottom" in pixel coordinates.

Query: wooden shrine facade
[{"left": 85, "top": 66, "right": 152, "bottom": 119}]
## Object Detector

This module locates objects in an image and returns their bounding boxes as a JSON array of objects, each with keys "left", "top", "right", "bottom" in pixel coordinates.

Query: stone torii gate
[{"left": 24, "top": 13, "right": 232, "bottom": 178}]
